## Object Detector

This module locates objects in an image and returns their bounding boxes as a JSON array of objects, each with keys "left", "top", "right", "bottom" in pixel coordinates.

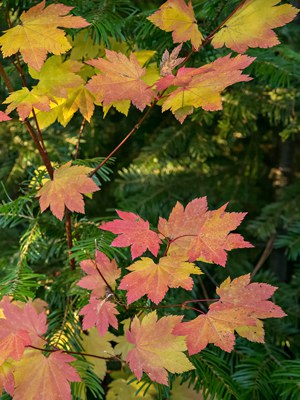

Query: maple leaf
[
  {"left": 0, "top": 361, "right": 14, "bottom": 397},
  {"left": 100, "top": 210, "right": 162, "bottom": 259},
  {"left": 3, "top": 87, "right": 50, "bottom": 120},
  {"left": 147, "top": 0, "right": 203, "bottom": 49},
  {"left": 86, "top": 50, "right": 154, "bottom": 111},
  {"left": 29, "top": 56, "right": 84, "bottom": 99},
  {"left": 81, "top": 328, "right": 115, "bottom": 380},
  {"left": 0, "top": 111, "right": 11, "bottom": 121},
  {"left": 126, "top": 311, "right": 194, "bottom": 385},
  {"left": 77, "top": 250, "right": 121, "bottom": 298},
  {"left": 0, "top": 301, "right": 47, "bottom": 364},
  {"left": 158, "top": 197, "right": 252, "bottom": 266},
  {"left": 114, "top": 319, "right": 134, "bottom": 361},
  {"left": 13, "top": 350, "right": 80, "bottom": 400},
  {"left": 79, "top": 297, "right": 119, "bottom": 336},
  {"left": 107, "top": 376, "right": 157, "bottom": 400},
  {"left": 118, "top": 256, "right": 202, "bottom": 305},
  {"left": 36, "top": 161, "right": 99, "bottom": 220},
  {"left": 0, "top": 0, "right": 89, "bottom": 71},
  {"left": 174, "top": 274, "right": 286, "bottom": 354},
  {"left": 157, "top": 54, "right": 255, "bottom": 123},
  {"left": 211, "top": 0, "right": 298, "bottom": 54},
  {"left": 160, "top": 44, "right": 185, "bottom": 77}
]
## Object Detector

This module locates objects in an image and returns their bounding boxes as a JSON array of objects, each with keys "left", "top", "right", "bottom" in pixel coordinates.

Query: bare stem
[
  {"left": 90, "top": 103, "right": 155, "bottom": 176},
  {"left": 27, "top": 345, "right": 121, "bottom": 362},
  {"left": 65, "top": 211, "right": 76, "bottom": 270},
  {"left": 251, "top": 234, "right": 275, "bottom": 278},
  {"left": 74, "top": 118, "right": 86, "bottom": 160}
]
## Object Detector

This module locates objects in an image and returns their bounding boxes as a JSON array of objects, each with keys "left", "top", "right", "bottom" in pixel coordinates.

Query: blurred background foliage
[{"left": 0, "top": 0, "right": 300, "bottom": 399}]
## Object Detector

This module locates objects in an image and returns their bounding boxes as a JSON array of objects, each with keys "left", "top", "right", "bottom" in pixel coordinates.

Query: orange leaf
[
  {"left": 86, "top": 50, "right": 155, "bottom": 111},
  {"left": 13, "top": 350, "right": 80, "bottom": 400},
  {"left": 0, "top": 111, "right": 11, "bottom": 121},
  {"left": 126, "top": 311, "right": 194, "bottom": 385},
  {"left": 36, "top": 161, "right": 99, "bottom": 220},
  {"left": 157, "top": 54, "right": 254, "bottom": 123},
  {"left": 158, "top": 197, "right": 252, "bottom": 267},
  {"left": 100, "top": 210, "right": 162, "bottom": 259},
  {"left": 119, "top": 256, "right": 201, "bottom": 304},
  {"left": 147, "top": 0, "right": 203, "bottom": 49},
  {"left": 211, "top": 0, "right": 298, "bottom": 54},
  {"left": 0, "top": 1, "right": 89, "bottom": 71},
  {"left": 174, "top": 274, "right": 286, "bottom": 354}
]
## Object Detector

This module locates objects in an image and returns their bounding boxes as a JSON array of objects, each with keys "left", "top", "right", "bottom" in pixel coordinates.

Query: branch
[
  {"left": 89, "top": 103, "right": 155, "bottom": 176},
  {"left": 251, "top": 234, "right": 275, "bottom": 278},
  {"left": 65, "top": 211, "right": 76, "bottom": 270},
  {"left": 74, "top": 118, "right": 86, "bottom": 160}
]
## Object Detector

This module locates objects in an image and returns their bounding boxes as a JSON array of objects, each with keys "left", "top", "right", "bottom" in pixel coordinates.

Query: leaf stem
[
  {"left": 74, "top": 118, "right": 86, "bottom": 160},
  {"left": 65, "top": 211, "right": 76, "bottom": 270},
  {"left": 27, "top": 345, "right": 121, "bottom": 362}
]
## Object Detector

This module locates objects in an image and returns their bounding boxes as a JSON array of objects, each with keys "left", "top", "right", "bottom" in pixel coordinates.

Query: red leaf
[
  {"left": 79, "top": 298, "right": 119, "bottom": 336},
  {"left": 77, "top": 250, "right": 121, "bottom": 298},
  {"left": 100, "top": 210, "right": 162, "bottom": 259},
  {"left": 0, "top": 111, "right": 11, "bottom": 121},
  {"left": 0, "top": 301, "right": 48, "bottom": 363}
]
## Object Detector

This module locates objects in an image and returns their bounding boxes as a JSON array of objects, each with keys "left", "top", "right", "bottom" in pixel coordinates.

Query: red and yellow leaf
[
  {"left": 77, "top": 250, "right": 121, "bottom": 298},
  {"left": 158, "top": 197, "right": 252, "bottom": 266},
  {"left": 126, "top": 311, "right": 194, "bottom": 385},
  {"left": 0, "top": 0, "right": 89, "bottom": 71},
  {"left": 13, "top": 350, "right": 80, "bottom": 400},
  {"left": 3, "top": 87, "right": 50, "bottom": 120},
  {"left": 86, "top": 50, "right": 155, "bottom": 111},
  {"left": 174, "top": 274, "right": 286, "bottom": 354},
  {"left": 36, "top": 161, "right": 99, "bottom": 220},
  {"left": 0, "top": 361, "right": 14, "bottom": 397},
  {"left": 211, "top": 0, "right": 298, "bottom": 54},
  {"left": 147, "top": 0, "right": 203, "bottom": 49},
  {"left": 79, "top": 298, "right": 119, "bottom": 336},
  {"left": 100, "top": 210, "right": 162, "bottom": 259},
  {"left": 158, "top": 54, "right": 254, "bottom": 123},
  {"left": 118, "top": 256, "right": 202, "bottom": 304}
]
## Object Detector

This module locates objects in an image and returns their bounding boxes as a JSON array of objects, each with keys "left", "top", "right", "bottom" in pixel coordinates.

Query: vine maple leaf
[
  {"left": 77, "top": 250, "right": 121, "bottom": 298},
  {"left": 30, "top": 56, "right": 84, "bottom": 99},
  {"left": 3, "top": 87, "right": 50, "bottom": 120},
  {"left": 100, "top": 210, "right": 162, "bottom": 259},
  {"left": 211, "top": 0, "right": 298, "bottom": 54},
  {"left": 79, "top": 297, "right": 119, "bottom": 336},
  {"left": 80, "top": 328, "right": 116, "bottom": 380},
  {"left": 160, "top": 44, "right": 185, "bottom": 77},
  {"left": 126, "top": 311, "right": 194, "bottom": 385},
  {"left": 157, "top": 54, "right": 254, "bottom": 123},
  {"left": 118, "top": 256, "right": 202, "bottom": 304},
  {"left": 86, "top": 50, "right": 154, "bottom": 111},
  {"left": 0, "top": 301, "right": 47, "bottom": 364},
  {"left": 0, "top": 0, "right": 89, "bottom": 71},
  {"left": 158, "top": 197, "right": 252, "bottom": 266},
  {"left": 174, "top": 274, "right": 286, "bottom": 354},
  {"left": 0, "top": 361, "right": 14, "bottom": 397},
  {"left": 147, "top": 0, "right": 203, "bottom": 49},
  {"left": 36, "top": 161, "right": 99, "bottom": 220},
  {"left": 13, "top": 350, "right": 80, "bottom": 400},
  {"left": 0, "top": 111, "right": 11, "bottom": 121}
]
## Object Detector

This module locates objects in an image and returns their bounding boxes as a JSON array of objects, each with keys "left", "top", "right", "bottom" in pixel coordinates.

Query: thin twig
[
  {"left": 27, "top": 345, "right": 121, "bottom": 362},
  {"left": 74, "top": 118, "right": 86, "bottom": 160},
  {"left": 65, "top": 211, "right": 76, "bottom": 270},
  {"left": 89, "top": 103, "right": 155, "bottom": 176},
  {"left": 251, "top": 234, "right": 275, "bottom": 278}
]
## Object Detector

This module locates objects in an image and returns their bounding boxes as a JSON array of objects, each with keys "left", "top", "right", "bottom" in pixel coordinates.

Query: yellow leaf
[
  {"left": 107, "top": 377, "right": 156, "bottom": 400},
  {"left": 211, "top": 0, "right": 298, "bottom": 53},
  {"left": 0, "top": 1, "right": 89, "bottom": 71},
  {"left": 69, "top": 29, "right": 100, "bottom": 60},
  {"left": 81, "top": 328, "right": 115, "bottom": 380},
  {"left": 147, "top": 0, "right": 203, "bottom": 49},
  {"left": 170, "top": 378, "right": 202, "bottom": 400}
]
